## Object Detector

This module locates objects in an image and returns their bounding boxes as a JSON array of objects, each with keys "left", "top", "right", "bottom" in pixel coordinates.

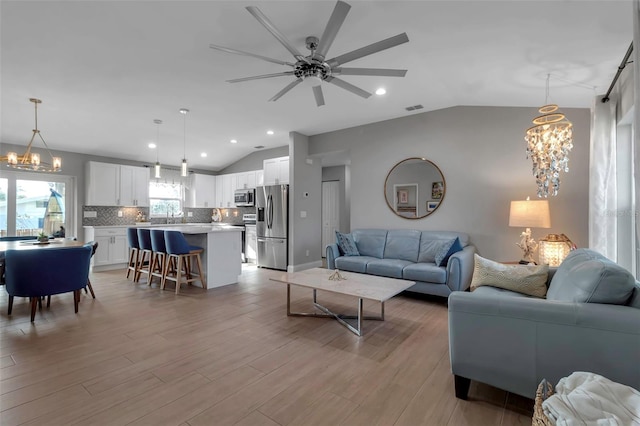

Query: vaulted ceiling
[{"left": 1, "top": 1, "right": 632, "bottom": 171}]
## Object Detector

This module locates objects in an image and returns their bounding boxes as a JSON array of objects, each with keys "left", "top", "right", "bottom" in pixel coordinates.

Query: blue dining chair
[
  {"left": 5, "top": 245, "right": 92, "bottom": 322},
  {"left": 163, "top": 230, "right": 206, "bottom": 294}
]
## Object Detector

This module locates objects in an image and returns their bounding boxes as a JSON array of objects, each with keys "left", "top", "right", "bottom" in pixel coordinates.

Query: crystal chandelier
[
  {"left": 3, "top": 98, "right": 62, "bottom": 172},
  {"left": 153, "top": 119, "right": 162, "bottom": 179},
  {"left": 179, "top": 108, "right": 189, "bottom": 177},
  {"left": 524, "top": 75, "right": 573, "bottom": 198}
]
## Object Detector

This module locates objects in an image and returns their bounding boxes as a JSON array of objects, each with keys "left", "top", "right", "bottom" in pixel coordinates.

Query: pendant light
[
  {"left": 153, "top": 119, "right": 162, "bottom": 179},
  {"left": 179, "top": 108, "right": 189, "bottom": 177}
]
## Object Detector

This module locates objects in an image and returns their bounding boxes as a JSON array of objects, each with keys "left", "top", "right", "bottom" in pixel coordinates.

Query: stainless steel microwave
[{"left": 234, "top": 188, "right": 255, "bottom": 207}]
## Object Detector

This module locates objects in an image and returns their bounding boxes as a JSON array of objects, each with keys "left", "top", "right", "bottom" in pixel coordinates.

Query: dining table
[{"left": 0, "top": 238, "right": 85, "bottom": 255}]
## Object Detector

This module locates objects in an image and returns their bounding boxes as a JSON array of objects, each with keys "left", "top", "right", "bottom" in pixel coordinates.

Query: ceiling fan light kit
[{"left": 209, "top": 1, "right": 409, "bottom": 107}]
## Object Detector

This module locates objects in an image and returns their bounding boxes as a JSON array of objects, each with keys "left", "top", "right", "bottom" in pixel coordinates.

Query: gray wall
[
  {"left": 308, "top": 106, "right": 590, "bottom": 262},
  {"left": 220, "top": 146, "right": 289, "bottom": 174},
  {"left": 322, "top": 165, "right": 350, "bottom": 232},
  {"left": 289, "top": 131, "right": 322, "bottom": 270}
]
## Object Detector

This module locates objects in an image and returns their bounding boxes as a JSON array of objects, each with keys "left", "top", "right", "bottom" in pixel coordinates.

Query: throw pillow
[
  {"left": 470, "top": 254, "right": 549, "bottom": 298},
  {"left": 434, "top": 237, "right": 463, "bottom": 266},
  {"left": 335, "top": 231, "right": 360, "bottom": 256}
]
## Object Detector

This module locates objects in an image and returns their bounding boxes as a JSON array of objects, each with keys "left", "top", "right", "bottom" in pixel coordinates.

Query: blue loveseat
[{"left": 326, "top": 229, "right": 476, "bottom": 297}]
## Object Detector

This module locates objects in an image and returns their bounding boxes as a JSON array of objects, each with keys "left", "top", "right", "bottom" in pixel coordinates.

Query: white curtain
[{"left": 589, "top": 95, "right": 618, "bottom": 259}]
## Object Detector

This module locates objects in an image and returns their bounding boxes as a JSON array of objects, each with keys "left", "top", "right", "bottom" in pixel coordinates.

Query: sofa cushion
[
  {"left": 383, "top": 230, "right": 421, "bottom": 262},
  {"left": 335, "top": 231, "right": 359, "bottom": 256},
  {"left": 435, "top": 237, "right": 463, "bottom": 267},
  {"left": 335, "top": 256, "right": 377, "bottom": 274},
  {"left": 366, "top": 258, "right": 413, "bottom": 279},
  {"left": 547, "top": 248, "right": 636, "bottom": 304},
  {"left": 403, "top": 263, "right": 447, "bottom": 284},
  {"left": 470, "top": 254, "right": 548, "bottom": 298},
  {"left": 352, "top": 229, "right": 387, "bottom": 258},
  {"left": 418, "top": 232, "right": 469, "bottom": 263},
  {"left": 417, "top": 240, "right": 442, "bottom": 263}
]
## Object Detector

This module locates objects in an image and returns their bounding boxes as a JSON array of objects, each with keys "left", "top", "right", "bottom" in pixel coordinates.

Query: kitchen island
[
  {"left": 161, "top": 225, "right": 242, "bottom": 289},
  {"left": 84, "top": 224, "right": 242, "bottom": 288}
]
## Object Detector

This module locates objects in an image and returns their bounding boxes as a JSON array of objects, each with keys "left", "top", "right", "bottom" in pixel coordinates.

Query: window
[
  {"left": 149, "top": 180, "right": 183, "bottom": 218},
  {"left": 1, "top": 171, "right": 74, "bottom": 237}
]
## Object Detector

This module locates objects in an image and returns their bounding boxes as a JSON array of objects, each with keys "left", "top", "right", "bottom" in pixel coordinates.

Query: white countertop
[{"left": 84, "top": 223, "right": 244, "bottom": 230}]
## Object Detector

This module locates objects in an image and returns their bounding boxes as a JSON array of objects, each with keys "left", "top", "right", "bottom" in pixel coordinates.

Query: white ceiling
[{"left": 0, "top": 0, "right": 632, "bottom": 172}]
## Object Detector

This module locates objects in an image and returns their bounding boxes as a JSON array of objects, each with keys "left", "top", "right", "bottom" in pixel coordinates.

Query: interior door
[{"left": 322, "top": 181, "right": 340, "bottom": 257}]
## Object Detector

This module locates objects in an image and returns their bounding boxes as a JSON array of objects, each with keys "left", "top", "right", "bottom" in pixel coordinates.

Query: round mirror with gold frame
[{"left": 384, "top": 157, "right": 446, "bottom": 219}]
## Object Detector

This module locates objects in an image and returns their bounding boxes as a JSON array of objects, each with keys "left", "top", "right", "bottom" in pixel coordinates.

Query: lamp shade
[{"left": 509, "top": 199, "right": 551, "bottom": 228}]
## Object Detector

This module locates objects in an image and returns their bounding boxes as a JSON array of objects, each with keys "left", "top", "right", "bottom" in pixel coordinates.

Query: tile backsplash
[{"left": 82, "top": 206, "right": 255, "bottom": 227}]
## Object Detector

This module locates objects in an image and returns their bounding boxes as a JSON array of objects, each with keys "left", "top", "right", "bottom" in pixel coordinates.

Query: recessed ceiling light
[
  {"left": 148, "top": 143, "right": 157, "bottom": 149},
  {"left": 254, "top": 145, "right": 265, "bottom": 149},
  {"left": 266, "top": 130, "right": 274, "bottom": 135},
  {"left": 200, "top": 152, "right": 207, "bottom": 158},
  {"left": 230, "top": 139, "right": 238, "bottom": 144},
  {"left": 375, "top": 88, "right": 386, "bottom": 96}
]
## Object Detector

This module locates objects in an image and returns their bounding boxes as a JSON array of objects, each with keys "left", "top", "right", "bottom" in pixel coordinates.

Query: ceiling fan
[{"left": 209, "top": 1, "right": 409, "bottom": 107}]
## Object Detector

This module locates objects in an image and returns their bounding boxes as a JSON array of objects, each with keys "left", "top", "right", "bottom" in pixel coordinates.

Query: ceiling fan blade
[
  {"left": 325, "top": 76, "right": 372, "bottom": 98},
  {"left": 209, "top": 44, "right": 295, "bottom": 67},
  {"left": 327, "top": 33, "right": 409, "bottom": 67},
  {"left": 269, "top": 78, "right": 303, "bottom": 102},
  {"left": 227, "top": 72, "right": 295, "bottom": 83},
  {"left": 246, "top": 6, "right": 309, "bottom": 63},
  {"left": 333, "top": 67, "right": 407, "bottom": 77},
  {"left": 312, "top": 85, "right": 325, "bottom": 107},
  {"left": 314, "top": 1, "right": 351, "bottom": 60}
]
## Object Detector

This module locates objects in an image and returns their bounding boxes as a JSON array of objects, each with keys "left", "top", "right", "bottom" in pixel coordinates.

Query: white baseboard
[{"left": 287, "top": 260, "right": 323, "bottom": 272}]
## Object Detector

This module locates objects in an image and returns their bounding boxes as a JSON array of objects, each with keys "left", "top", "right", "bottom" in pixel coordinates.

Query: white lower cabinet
[{"left": 84, "top": 226, "right": 128, "bottom": 270}]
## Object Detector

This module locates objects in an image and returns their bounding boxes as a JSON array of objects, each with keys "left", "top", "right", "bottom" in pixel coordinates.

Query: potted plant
[{"left": 38, "top": 232, "right": 49, "bottom": 243}]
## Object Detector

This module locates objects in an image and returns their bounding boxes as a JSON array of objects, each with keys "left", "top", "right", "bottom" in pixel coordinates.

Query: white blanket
[{"left": 542, "top": 372, "right": 640, "bottom": 426}]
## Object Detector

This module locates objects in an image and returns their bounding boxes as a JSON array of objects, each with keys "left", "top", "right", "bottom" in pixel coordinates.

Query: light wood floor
[{"left": 0, "top": 265, "right": 534, "bottom": 426}]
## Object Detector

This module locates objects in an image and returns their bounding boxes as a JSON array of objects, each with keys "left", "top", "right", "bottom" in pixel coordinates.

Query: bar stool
[
  {"left": 135, "top": 228, "right": 153, "bottom": 283},
  {"left": 149, "top": 229, "right": 168, "bottom": 287},
  {"left": 126, "top": 228, "right": 140, "bottom": 280},
  {"left": 162, "top": 230, "right": 206, "bottom": 294}
]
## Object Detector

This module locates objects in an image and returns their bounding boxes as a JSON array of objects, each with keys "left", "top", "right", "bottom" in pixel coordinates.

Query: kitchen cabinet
[
  {"left": 85, "top": 161, "right": 149, "bottom": 206},
  {"left": 84, "top": 226, "right": 128, "bottom": 270},
  {"left": 236, "top": 171, "right": 256, "bottom": 190},
  {"left": 256, "top": 170, "right": 264, "bottom": 187},
  {"left": 188, "top": 174, "right": 217, "bottom": 208},
  {"left": 215, "top": 175, "right": 224, "bottom": 208},
  {"left": 222, "top": 174, "right": 235, "bottom": 208},
  {"left": 263, "top": 156, "right": 289, "bottom": 185}
]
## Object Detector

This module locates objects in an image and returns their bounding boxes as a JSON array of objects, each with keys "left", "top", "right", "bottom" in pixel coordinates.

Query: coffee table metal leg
[{"left": 286, "top": 286, "right": 385, "bottom": 336}]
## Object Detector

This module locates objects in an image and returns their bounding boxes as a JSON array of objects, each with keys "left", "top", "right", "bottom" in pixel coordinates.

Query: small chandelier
[
  {"left": 3, "top": 98, "right": 62, "bottom": 172},
  {"left": 153, "top": 119, "right": 162, "bottom": 179},
  {"left": 179, "top": 108, "right": 189, "bottom": 177},
  {"left": 524, "top": 75, "right": 573, "bottom": 198}
]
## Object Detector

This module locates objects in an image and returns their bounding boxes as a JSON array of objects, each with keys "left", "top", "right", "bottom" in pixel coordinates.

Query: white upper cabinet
[
  {"left": 263, "top": 156, "right": 289, "bottom": 185},
  {"left": 188, "top": 174, "right": 217, "bottom": 208},
  {"left": 86, "top": 162, "right": 149, "bottom": 206},
  {"left": 256, "top": 169, "right": 264, "bottom": 187},
  {"left": 236, "top": 171, "right": 257, "bottom": 190}
]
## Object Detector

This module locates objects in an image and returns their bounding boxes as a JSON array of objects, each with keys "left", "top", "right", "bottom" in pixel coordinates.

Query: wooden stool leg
[
  {"left": 175, "top": 256, "right": 183, "bottom": 295},
  {"left": 195, "top": 254, "right": 206, "bottom": 289},
  {"left": 87, "top": 279, "right": 96, "bottom": 299},
  {"left": 30, "top": 297, "right": 38, "bottom": 322},
  {"left": 8, "top": 295, "right": 14, "bottom": 315}
]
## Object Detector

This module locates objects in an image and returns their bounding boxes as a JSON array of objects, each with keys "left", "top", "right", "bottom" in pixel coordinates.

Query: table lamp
[
  {"left": 539, "top": 233, "right": 575, "bottom": 266},
  {"left": 508, "top": 198, "right": 551, "bottom": 264}
]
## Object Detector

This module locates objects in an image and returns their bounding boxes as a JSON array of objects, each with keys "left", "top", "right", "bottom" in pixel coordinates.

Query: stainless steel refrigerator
[{"left": 256, "top": 184, "right": 288, "bottom": 270}]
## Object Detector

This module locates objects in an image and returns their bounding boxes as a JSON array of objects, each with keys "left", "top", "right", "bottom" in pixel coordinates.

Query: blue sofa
[
  {"left": 326, "top": 229, "right": 476, "bottom": 297},
  {"left": 448, "top": 248, "right": 640, "bottom": 399}
]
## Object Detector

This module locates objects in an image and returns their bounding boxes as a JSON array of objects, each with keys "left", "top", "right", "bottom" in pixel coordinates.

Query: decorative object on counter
[
  {"left": 508, "top": 197, "right": 550, "bottom": 264},
  {"left": 153, "top": 119, "right": 162, "bottom": 179},
  {"left": 538, "top": 233, "right": 575, "bottom": 267},
  {"left": 328, "top": 269, "right": 346, "bottom": 281},
  {"left": 211, "top": 208, "right": 221, "bottom": 222},
  {"left": 2, "top": 98, "right": 62, "bottom": 172},
  {"left": 525, "top": 74, "right": 573, "bottom": 198},
  {"left": 179, "top": 108, "right": 189, "bottom": 177},
  {"left": 37, "top": 232, "right": 50, "bottom": 243}
]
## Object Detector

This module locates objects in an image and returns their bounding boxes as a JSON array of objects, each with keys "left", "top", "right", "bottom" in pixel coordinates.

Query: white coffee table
[{"left": 269, "top": 268, "right": 415, "bottom": 336}]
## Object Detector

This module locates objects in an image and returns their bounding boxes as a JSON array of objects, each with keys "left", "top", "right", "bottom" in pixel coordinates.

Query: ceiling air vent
[{"left": 405, "top": 104, "right": 424, "bottom": 111}]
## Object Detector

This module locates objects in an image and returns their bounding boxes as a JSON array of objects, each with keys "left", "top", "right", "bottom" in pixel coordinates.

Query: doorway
[{"left": 321, "top": 181, "right": 340, "bottom": 257}]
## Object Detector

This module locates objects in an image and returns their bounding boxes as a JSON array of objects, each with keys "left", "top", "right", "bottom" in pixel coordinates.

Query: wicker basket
[{"left": 531, "top": 379, "right": 555, "bottom": 426}]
